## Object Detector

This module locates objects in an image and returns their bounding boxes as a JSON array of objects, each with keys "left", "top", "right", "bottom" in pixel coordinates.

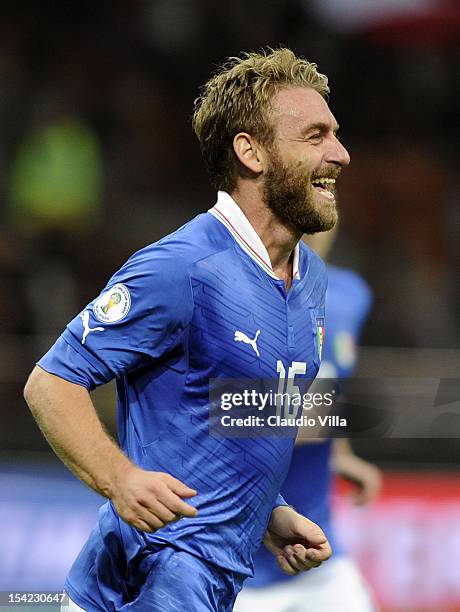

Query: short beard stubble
[{"left": 263, "top": 147, "right": 338, "bottom": 235}]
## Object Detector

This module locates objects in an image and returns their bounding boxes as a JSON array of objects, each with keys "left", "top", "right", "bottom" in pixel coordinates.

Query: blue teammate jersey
[
  {"left": 246, "top": 265, "right": 372, "bottom": 587},
  {"left": 38, "top": 192, "right": 327, "bottom": 609}
]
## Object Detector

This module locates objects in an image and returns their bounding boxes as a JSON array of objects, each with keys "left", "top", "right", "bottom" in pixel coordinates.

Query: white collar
[{"left": 208, "top": 191, "right": 300, "bottom": 281}]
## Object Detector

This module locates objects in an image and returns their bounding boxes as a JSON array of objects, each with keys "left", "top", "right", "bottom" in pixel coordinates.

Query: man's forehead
[{"left": 271, "top": 86, "right": 336, "bottom": 129}]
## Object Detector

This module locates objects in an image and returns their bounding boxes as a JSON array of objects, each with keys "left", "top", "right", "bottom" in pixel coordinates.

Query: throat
[{"left": 272, "top": 258, "right": 295, "bottom": 290}]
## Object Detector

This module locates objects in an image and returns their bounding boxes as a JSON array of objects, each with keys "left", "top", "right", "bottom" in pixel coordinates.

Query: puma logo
[
  {"left": 234, "top": 329, "right": 261, "bottom": 357},
  {"left": 80, "top": 311, "right": 104, "bottom": 345}
]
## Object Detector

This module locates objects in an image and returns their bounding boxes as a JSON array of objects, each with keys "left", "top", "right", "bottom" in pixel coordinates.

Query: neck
[{"left": 230, "top": 183, "right": 302, "bottom": 288}]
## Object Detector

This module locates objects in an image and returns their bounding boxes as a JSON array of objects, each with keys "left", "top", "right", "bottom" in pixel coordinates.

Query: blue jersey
[
  {"left": 38, "top": 192, "right": 327, "bottom": 610},
  {"left": 246, "top": 265, "right": 372, "bottom": 587}
]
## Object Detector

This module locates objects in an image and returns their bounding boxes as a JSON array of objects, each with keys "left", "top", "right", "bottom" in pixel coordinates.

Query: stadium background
[{"left": 0, "top": 1, "right": 459, "bottom": 610}]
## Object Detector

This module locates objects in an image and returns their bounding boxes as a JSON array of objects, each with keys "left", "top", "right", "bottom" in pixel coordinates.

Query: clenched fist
[{"left": 110, "top": 465, "right": 198, "bottom": 532}]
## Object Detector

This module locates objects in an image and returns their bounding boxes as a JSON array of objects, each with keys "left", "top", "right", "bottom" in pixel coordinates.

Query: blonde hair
[{"left": 192, "top": 47, "right": 329, "bottom": 193}]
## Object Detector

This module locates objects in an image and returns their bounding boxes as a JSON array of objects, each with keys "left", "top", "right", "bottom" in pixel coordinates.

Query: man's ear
[{"left": 233, "top": 133, "right": 265, "bottom": 174}]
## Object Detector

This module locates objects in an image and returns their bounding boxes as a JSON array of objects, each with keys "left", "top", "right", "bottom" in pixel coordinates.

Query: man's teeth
[
  {"left": 311, "top": 177, "right": 336, "bottom": 199},
  {"left": 311, "top": 178, "right": 336, "bottom": 186}
]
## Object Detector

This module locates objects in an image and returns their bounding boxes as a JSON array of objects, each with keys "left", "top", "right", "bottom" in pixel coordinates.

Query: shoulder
[{"left": 117, "top": 212, "right": 233, "bottom": 282}]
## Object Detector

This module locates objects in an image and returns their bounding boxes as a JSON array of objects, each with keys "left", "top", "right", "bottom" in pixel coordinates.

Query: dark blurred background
[{"left": 0, "top": 1, "right": 459, "bottom": 608}]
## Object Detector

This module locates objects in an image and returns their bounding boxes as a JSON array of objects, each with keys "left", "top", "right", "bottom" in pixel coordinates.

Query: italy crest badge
[{"left": 316, "top": 316, "right": 325, "bottom": 361}]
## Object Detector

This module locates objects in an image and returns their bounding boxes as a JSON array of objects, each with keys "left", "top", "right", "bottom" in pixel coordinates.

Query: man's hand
[
  {"left": 264, "top": 506, "right": 331, "bottom": 576},
  {"left": 332, "top": 439, "right": 382, "bottom": 505},
  {"left": 110, "top": 465, "right": 198, "bottom": 533}
]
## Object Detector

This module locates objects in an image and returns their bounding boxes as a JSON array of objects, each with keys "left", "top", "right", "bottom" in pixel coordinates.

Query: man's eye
[{"left": 308, "top": 134, "right": 323, "bottom": 142}]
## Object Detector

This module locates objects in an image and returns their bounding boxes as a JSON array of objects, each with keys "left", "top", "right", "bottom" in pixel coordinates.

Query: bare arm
[
  {"left": 25, "top": 366, "right": 129, "bottom": 495},
  {"left": 24, "top": 366, "right": 198, "bottom": 532}
]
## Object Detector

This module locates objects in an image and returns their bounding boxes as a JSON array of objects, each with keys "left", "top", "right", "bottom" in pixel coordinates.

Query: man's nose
[{"left": 327, "top": 137, "right": 351, "bottom": 168}]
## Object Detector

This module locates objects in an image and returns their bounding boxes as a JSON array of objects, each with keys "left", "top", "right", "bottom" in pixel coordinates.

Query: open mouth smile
[{"left": 311, "top": 177, "right": 336, "bottom": 200}]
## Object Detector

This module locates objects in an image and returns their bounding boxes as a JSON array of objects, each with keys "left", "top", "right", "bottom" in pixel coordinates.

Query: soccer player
[
  {"left": 23, "top": 48, "right": 350, "bottom": 611},
  {"left": 235, "top": 229, "right": 381, "bottom": 612}
]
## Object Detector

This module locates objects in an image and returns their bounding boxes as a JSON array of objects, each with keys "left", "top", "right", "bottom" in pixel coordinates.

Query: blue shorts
[{"left": 65, "top": 542, "right": 245, "bottom": 611}]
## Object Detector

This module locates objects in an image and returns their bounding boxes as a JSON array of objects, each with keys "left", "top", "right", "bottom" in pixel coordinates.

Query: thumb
[{"left": 294, "top": 518, "right": 327, "bottom": 546}]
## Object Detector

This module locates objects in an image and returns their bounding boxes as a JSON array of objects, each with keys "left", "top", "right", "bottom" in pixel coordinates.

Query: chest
[{"left": 188, "top": 262, "right": 324, "bottom": 382}]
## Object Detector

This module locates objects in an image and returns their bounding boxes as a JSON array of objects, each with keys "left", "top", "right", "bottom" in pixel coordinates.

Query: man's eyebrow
[{"left": 300, "top": 122, "right": 340, "bottom": 136}]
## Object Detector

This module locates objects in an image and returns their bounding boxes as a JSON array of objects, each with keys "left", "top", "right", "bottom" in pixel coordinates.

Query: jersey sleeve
[
  {"left": 38, "top": 244, "right": 194, "bottom": 390},
  {"left": 272, "top": 493, "right": 289, "bottom": 510}
]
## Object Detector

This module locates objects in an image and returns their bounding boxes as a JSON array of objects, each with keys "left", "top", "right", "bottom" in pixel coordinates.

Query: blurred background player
[{"left": 235, "top": 227, "right": 382, "bottom": 612}]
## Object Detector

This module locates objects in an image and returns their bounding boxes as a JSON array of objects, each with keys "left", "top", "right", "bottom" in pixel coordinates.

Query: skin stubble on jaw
[
  {"left": 262, "top": 145, "right": 339, "bottom": 236},
  {"left": 259, "top": 86, "right": 350, "bottom": 237}
]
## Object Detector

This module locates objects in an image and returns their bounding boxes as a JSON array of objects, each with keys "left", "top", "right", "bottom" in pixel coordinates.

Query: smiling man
[
  {"left": 24, "top": 48, "right": 349, "bottom": 611},
  {"left": 262, "top": 87, "right": 343, "bottom": 234}
]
